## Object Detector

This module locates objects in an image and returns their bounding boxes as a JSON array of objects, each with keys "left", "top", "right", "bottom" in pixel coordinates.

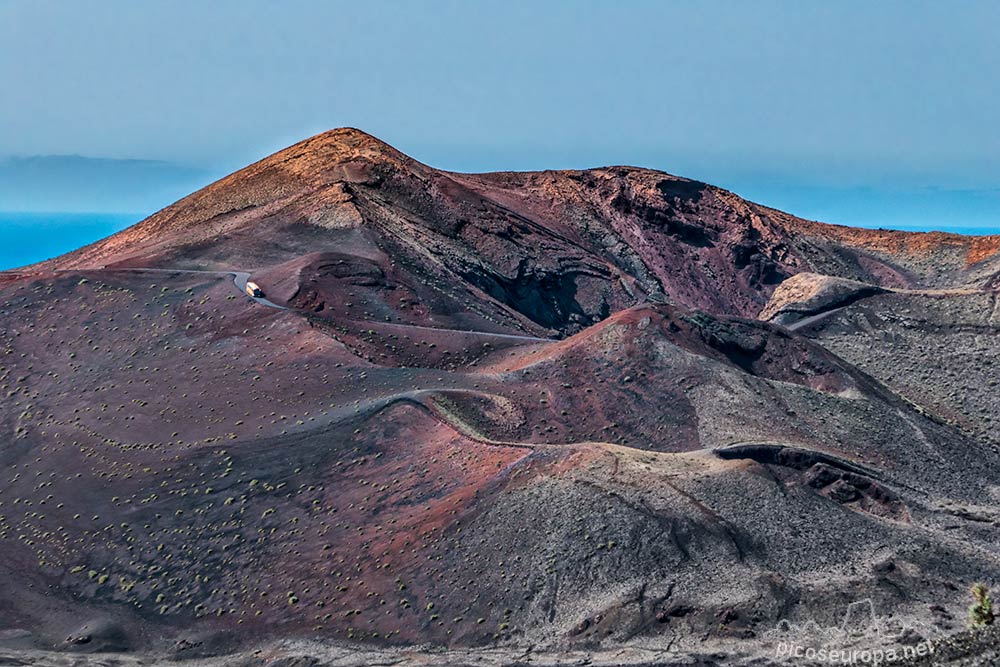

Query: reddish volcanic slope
[
  {"left": 45, "top": 128, "right": 1000, "bottom": 331},
  {"left": 3, "top": 130, "right": 1000, "bottom": 662}
]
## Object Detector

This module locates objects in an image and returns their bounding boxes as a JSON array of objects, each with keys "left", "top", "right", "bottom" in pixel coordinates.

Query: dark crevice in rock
[{"left": 459, "top": 261, "right": 612, "bottom": 333}]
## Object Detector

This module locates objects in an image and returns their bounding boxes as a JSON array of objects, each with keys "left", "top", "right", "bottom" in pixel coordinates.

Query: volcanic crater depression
[{"left": 3, "top": 128, "right": 1000, "bottom": 664}]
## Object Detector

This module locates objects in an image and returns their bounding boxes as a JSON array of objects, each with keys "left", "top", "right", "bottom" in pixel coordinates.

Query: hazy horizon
[
  {"left": 2, "top": 141, "right": 997, "bottom": 236},
  {"left": 2, "top": 1, "right": 998, "bottom": 233}
]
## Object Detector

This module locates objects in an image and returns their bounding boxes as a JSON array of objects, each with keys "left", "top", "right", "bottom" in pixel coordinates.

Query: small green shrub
[{"left": 969, "top": 583, "right": 995, "bottom": 629}]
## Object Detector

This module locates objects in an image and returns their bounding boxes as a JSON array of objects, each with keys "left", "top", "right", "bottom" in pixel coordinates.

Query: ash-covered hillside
[{"left": 3, "top": 129, "right": 1000, "bottom": 666}]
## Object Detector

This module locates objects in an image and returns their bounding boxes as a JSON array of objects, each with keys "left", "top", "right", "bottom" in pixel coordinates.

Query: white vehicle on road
[{"left": 245, "top": 281, "right": 264, "bottom": 298}]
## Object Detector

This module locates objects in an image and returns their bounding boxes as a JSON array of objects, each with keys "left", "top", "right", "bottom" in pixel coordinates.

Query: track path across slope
[
  {"left": 54, "top": 266, "right": 558, "bottom": 343},
  {"left": 781, "top": 284, "right": 990, "bottom": 333}
]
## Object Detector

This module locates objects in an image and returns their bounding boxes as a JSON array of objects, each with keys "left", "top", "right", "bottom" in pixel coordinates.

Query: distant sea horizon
[
  {"left": 1, "top": 210, "right": 1000, "bottom": 273},
  {"left": 0, "top": 212, "right": 139, "bottom": 271}
]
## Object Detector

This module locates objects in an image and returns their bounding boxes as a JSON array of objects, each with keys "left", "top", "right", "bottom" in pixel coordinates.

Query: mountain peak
[
  {"left": 273, "top": 127, "right": 413, "bottom": 169},
  {"left": 308, "top": 126, "right": 393, "bottom": 150},
  {"left": 318, "top": 126, "right": 386, "bottom": 143},
  {"left": 40, "top": 128, "right": 1000, "bottom": 304}
]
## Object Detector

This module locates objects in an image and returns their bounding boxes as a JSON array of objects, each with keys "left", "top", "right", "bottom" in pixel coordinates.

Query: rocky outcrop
[{"left": 758, "top": 272, "right": 886, "bottom": 326}]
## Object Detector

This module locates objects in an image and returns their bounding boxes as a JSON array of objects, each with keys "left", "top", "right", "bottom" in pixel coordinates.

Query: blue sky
[{"left": 0, "top": 1, "right": 997, "bottom": 229}]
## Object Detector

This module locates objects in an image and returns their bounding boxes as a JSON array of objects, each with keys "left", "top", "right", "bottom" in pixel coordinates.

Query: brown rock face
[{"left": 4, "top": 129, "right": 1000, "bottom": 664}]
